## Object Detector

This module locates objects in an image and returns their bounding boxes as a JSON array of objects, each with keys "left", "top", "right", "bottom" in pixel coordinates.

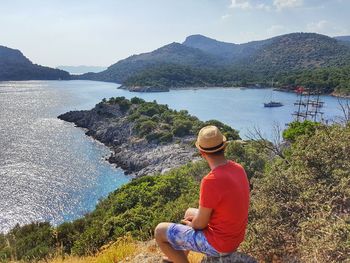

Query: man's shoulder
[{"left": 228, "top": 160, "right": 245, "bottom": 172}]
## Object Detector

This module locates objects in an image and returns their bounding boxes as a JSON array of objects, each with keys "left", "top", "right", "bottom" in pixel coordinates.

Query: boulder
[{"left": 201, "top": 252, "right": 257, "bottom": 263}]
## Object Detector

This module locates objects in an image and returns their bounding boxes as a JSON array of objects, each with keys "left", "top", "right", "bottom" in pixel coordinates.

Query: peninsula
[{"left": 58, "top": 97, "right": 239, "bottom": 177}]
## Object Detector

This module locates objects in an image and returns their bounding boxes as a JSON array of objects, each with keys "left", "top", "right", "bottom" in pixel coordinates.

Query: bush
[
  {"left": 130, "top": 97, "right": 145, "bottom": 104},
  {"left": 4, "top": 222, "right": 55, "bottom": 261},
  {"left": 172, "top": 119, "right": 193, "bottom": 137},
  {"left": 242, "top": 125, "right": 350, "bottom": 262},
  {"left": 283, "top": 120, "right": 320, "bottom": 142}
]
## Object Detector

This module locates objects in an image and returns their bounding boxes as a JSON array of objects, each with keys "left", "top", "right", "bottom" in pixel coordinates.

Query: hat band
[{"left": 199, "top": 142, "right": 224, "bottom": 151}]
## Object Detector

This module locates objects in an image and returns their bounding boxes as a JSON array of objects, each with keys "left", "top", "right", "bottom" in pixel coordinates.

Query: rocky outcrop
[
  {"left": 58, "top": 102, "right": 199, "bottom": 177},
  {"left": 201, "top": 253, "right": 257, "bottom": 263}
]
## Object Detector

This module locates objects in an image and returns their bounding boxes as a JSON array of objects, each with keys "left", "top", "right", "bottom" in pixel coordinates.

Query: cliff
[{"left": 58, "top": 100, "right": 198, "bottom": 177}]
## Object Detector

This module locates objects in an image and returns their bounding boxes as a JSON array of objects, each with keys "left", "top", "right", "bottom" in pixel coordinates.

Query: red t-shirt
[{"left": 199, "top": 160, "right": 250, "bottom": 253}]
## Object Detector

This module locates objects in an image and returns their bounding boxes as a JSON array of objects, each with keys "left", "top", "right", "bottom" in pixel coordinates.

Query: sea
[{"left": 0, "top": 80, "right": 348, "bottom": 233}]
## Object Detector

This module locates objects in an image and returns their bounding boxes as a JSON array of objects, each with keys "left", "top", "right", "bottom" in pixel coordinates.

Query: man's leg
[{"left": 155, "top": 223, "right": 189, "bottom": 263}]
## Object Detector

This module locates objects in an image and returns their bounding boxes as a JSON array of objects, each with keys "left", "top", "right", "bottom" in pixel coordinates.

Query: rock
[
  {"left": 201, "top": 252, "right": 257, "bottom": 263},
  {"left": 58, "top": 102, "right": 200, "bottom": 177}
]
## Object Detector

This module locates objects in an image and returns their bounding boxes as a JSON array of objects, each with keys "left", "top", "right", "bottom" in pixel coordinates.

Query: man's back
[{"left": 200, "top": 160, "right": 250, "bottom": 253}]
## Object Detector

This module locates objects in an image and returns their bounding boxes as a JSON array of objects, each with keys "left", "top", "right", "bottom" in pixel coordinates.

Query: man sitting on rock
[{"left": 155, "top": 125, "right": 250, "bottom": 263}]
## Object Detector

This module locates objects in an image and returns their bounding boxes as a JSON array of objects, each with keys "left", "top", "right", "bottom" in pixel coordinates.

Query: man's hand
[
  {"left": 181, "top": 219, "right": 193, "bottom": 227},
  {"left": 182, "top": 206, "right": 212, "bottom": 230}
]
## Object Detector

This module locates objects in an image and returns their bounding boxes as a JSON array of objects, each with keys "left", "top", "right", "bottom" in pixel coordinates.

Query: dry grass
[
  {"left": 47, "top": 235, "right": 138, "bottom": 263},
  {"left": 46, "top": 237, "right": 204, "bottom": 263},
  {"left": 188, "top": 252, "right": 204, "bottom": 263}
]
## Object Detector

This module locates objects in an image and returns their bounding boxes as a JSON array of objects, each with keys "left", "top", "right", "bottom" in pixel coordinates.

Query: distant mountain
[
  {"left": 79, "top": 42, "right": 221, "bottom": 83},
  {"left": 184, "top": 33, "right": 350, "bottom": 70},
  {"left": 56, "top": 65, "right": 106, "bottom": 74},
  {"left": 183, "top": 34, "right": 273, "bottom": 61},
  {"left": 245, "top": 33, "right": 350, "bottom": 72},
  {"left": 79, "top": 32, "right": 350, "bottom": 94},
  {"left": 0, "top": 46, "right": 70, "bottom": 81}
]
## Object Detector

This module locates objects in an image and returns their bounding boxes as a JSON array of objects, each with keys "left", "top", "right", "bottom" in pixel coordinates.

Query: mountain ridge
[
  {"left": 78, "top": 32, "right": 350, "bottom": 95},
  {"left": 0, "top": 45, "right": 70, "bottom": 81}
]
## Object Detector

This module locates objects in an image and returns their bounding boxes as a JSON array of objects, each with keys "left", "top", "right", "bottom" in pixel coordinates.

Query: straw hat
[{"left": 195, "top": 125, "right": 227, "bottom": 153}]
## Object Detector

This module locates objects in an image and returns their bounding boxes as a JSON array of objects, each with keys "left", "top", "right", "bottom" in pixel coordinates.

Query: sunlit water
[
  {"left": 0, "top": 80, "right": 129, "bottom": 233},
  {"left": 0, "top": 80, "right": 348, "bottom": 233}
]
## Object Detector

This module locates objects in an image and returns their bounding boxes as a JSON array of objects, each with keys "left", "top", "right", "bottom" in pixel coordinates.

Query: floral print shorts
[{"left": 166, "top": 223, "right": 220, "bottom": 257}]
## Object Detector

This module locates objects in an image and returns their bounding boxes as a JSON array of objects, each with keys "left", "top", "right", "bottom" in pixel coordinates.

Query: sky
[{"left": 0, "top": 0, "right": 349, "bottom": 67}]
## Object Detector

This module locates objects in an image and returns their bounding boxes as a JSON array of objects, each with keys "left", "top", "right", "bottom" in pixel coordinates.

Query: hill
[
  {"left": 0, "top": 45, "right": 70, "bottom": 81},
  {"left": 182, "top": 34, "right": 272, "bottom": 62},
  {"left": 78, "top": 43, "right": 221, "bottom": 83},
  {"left": 79, "top": 33, "right": 350, "bottom": 95},
  {"left": 246, "top": 33, "right": 350, "bottom": 72}
]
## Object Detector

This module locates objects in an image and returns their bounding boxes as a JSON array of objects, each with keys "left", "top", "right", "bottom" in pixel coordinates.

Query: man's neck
[{"left": 207, "top": 157, "right": 228, "bottom": 171}]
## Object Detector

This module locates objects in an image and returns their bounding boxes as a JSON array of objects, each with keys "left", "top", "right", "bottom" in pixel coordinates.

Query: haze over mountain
[
  {"left": 56, "top": 65, "right": 107, "bottom": 75},
  {"left": 0, "top": 46, "right": 70, "bottom": 81}
]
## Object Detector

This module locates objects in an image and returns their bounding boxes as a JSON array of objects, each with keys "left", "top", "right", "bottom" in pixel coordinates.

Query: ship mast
[{"left": 292, "top": 86, "right": 324, "bottom": 122}]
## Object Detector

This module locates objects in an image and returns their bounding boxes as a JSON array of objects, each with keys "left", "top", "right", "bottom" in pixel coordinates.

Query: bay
[{"left": 0, "top": 80, "right": 348, "bottom": 233}]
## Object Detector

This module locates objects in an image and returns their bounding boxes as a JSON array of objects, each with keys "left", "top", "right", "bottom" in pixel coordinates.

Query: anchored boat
[
  {"left": 264, "top": 101, "right": 283, "bottom": 107},
  {"left": 264, "top": 80, "right": 283, "bottom": 107}
]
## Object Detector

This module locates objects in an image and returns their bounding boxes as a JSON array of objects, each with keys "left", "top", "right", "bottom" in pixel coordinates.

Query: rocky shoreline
[
  {"left": 58, "top": 102, "right": 200, "bottom": 177},
  {"left": 119, "top": 85, "right": 169, "bottom": 92}
]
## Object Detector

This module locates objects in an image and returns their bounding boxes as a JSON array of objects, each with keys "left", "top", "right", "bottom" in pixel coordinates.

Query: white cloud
[
  {"left": 230, "top": 0, "right": 253, "bottom": 10},
  {"left": 230, "top": 0, "right": 271, "bottom": 10},
  {"left": 273, "top": 0, "right": 303, "bottom": 10},
  {"left": 256, "top": 3, "right": 271, "bottom": 10},
  {"left": 221, "top": 14, "right": 232, "bottom": 20}
]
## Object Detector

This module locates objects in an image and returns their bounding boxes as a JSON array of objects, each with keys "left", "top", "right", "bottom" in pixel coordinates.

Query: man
[{"left": 155, "top": 125, "right": 250, "bottom": 263}]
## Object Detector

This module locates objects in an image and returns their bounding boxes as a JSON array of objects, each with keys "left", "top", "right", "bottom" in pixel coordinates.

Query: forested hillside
[
  {"left": 79, "top": 33, "right": 350, "bottom": 95},
  {"left": 78, "top": 43, "right": 221, "bottom": 83},
  {"left": 0, "top": 46, "right": 70, "bottom": 81}
]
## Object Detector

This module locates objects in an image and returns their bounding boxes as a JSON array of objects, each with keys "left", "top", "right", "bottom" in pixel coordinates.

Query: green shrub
[
  {"left": 172, "top": 119, "right": 193, "bottom": 137},
  {"left": 282, "top": 120, "right": 320, "bottom": 142},
  {"left": 137, "top": 120, "right": 157, "bottom": 136},
  {"left": 159, "top": 131, "right": 173, "bottom": 143},
  {"left": 130, "top": 97, "right": 145, "bottom": 104}
]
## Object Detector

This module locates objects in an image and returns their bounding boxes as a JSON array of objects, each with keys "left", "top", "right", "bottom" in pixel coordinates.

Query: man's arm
[{"left": 182, "top": 206, "right": 212, "bottom": 230}]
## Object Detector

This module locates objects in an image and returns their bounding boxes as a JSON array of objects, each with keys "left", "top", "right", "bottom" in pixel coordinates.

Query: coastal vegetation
[
  {"left": 105, "top": 96, "right": 240, "bottom": 144},
  {"left": 123, "top": 64, "right": 350, "bottom": 96},
  {"left": 1, "top": 105, "right": 349, "bottom": 262}
]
